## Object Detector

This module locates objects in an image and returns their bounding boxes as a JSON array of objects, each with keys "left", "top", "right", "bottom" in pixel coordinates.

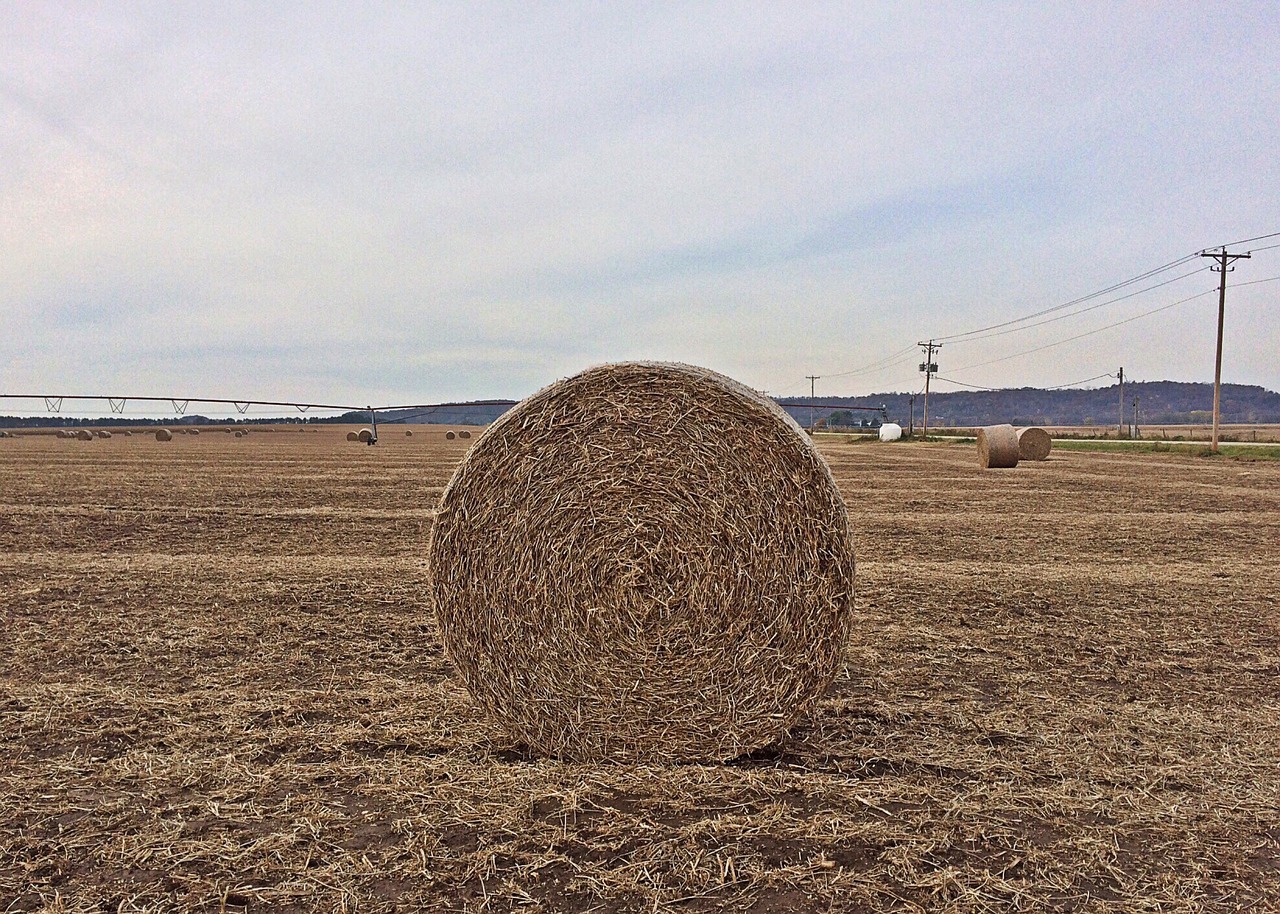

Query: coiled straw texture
[{"left": 428, "top": 362, "right": 858, "bottom": 762}]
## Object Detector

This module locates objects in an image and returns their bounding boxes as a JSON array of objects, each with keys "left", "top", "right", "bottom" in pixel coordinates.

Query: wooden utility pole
[
  {"left": 1201, "top": 247, "right": 1250, "bottom": 453},
  {"left": 805, "top": 375, "right": 820, "bottom": 432},
  {"left": 917, "top": 340, "right": 941, "bottom": 439},
  {"left": 908, "top": 394, "right": 916, "bottom": 437},
  {"left": 1117, "top": 367, "right": 1124, "bottom": 437}
]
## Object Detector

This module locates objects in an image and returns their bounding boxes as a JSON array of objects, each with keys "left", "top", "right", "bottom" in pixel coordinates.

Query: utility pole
[
  {"left": 908, "top": 394, "right": 916, "bottom": 437},
  {"left": 1132, "top": 396, "right": 1140, "bottom": 440},
  {"left": 1117, "top": 367, "right": 1124, "bottom": 438},
  {"left": 805, "top": 375, "right": 820, "bottom": 433},
  {"left": 1201, "top": 247, "right": 1251, "bottom": 453},
  {"left": 918, "top": 341, "right": 940, "bottom": 440}
]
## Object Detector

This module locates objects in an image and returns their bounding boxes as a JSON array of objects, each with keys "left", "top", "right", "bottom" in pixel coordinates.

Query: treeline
[{"left": 781, "top": 381, "right": 1280, "bottom": 428}]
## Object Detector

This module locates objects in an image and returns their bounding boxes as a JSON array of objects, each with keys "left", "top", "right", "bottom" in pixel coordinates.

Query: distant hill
[{"left": 781, "top": 381, "right": 1280, "bottom": 429}]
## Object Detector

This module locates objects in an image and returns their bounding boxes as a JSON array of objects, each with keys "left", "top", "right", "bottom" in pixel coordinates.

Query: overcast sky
[{"left": 3, "top": 4, "right": 1278, "bottom": 417}]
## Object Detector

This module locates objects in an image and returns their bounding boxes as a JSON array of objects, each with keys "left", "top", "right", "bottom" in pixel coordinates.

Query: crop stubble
[{"left": 1, "top": 429, "right": 1277, "bottom": 912}]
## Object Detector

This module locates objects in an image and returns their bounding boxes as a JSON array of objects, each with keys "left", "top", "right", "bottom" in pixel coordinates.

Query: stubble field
[{"left": 2, "top": 427, "right": 1277, "bottom": 913}]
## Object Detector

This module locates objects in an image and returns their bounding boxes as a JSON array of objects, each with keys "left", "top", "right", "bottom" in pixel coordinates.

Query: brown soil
[{"left": 2, "top": 430, "right": 1277, "bottom": 912}]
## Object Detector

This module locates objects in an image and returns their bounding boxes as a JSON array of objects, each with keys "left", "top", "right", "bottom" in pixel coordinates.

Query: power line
[
  {"left": 947, "top": 287, "right": 1220, "bottom": 373},
  {"left": 1220, "top": 230, "right": 1280, "bottom": 248},
  {"left": 945, "top": 267, "right": 1205, "bottom": 345},
  {"left": 934, "top": 252, "right": 1203, "bottom": 343}
]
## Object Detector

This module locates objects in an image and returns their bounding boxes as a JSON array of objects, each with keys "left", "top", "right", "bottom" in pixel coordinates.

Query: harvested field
[{"left": 2, "top": 430, "right": 1278, "bottom": 912}]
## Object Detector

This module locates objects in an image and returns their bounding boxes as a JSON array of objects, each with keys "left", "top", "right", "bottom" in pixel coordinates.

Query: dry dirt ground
[{"left": 2, "top": 427, "right": 1277, "bottom": 913}]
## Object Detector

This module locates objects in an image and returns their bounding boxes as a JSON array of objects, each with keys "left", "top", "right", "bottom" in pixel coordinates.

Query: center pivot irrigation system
[
  {"left": 0, "top": 394, "right": 520, "bottom": 444},
  {"left": 0, "top": 393, "right": 885, "bottom": 441}
]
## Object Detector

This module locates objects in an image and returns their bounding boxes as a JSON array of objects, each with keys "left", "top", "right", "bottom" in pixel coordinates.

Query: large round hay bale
[
  {"left": 155, "top": 428, "right": 173, "bottom": 442},
  {"left": 405, "top": 429, "right": 413, "bottom": 437},
  {"left": 977, "top": 424, "right": 1020, "bottom": 468},
  {"left": 187, "top": 428, "right": 200, "bottom": 436},
  {"left": 76, "top": 429, "right": 93, "bottom": 441},
  {"left": 56, "top": 430, "right": 69, "bottom": 439},
  {"left": 95, "top": 430, "right": 112, "bottom": 439},
  {"left": 357, "top": 428, "right": 374, "bottom": 443},
  {"left": 346, "top": 431, "right": 359, "bottom": 441},
  {"left": 121, "top": 430, "right": 133, "bottom": 437},
  {"left": 458, "top": 430, "right": 472, "bottom": 439},
  {"left": 445, "top": 431, "right": 456, "bottom": 440},
  {"left": 878, "top": 422, "right": 903, "bottom": 442},
  {"left": 1016, "top": 426, "right": 1052, "bottom": 461},
  {"left": 429, "top": 361, "right": 858, "bottom": 762},
  {"left": 234, "top": 430, "right": 244, "bottom": 438}
]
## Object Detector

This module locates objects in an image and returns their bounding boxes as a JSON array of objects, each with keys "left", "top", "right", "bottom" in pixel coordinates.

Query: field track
[{"left": 2, "top": 428, "right": 1278, "bottom": 912}]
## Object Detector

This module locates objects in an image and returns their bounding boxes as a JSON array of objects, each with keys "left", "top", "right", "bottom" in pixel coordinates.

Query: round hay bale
[
  {"left": 155, "top": 428, "right": 173, "bottom": 442},
  {"left": 458, "top": 430, "right": 472, "bottom": 439},
  {"left": 76, "top": 429, "right": 94, "bottom": 441},
  {"left": 1016, "top": 426, "right": 1052, "bottom": 461},
  {"left": 405, "top": 429, "right": 413, "bottom": 437},
  {"left": 878, "top": 422, "right": 903, "bottom": 442},
  {"left": 357, "top": 428, "right": 373, "bottom": 443},
  {"left": 976, "top": 424, "right": 1020, "bottom": 469},
  {"left": 121, "top": 430, "right": 133, "bottom": 437},
  {"left": 346, "top": 431, "right": 359, "bottom": 441},
  {"left": 429, "top": 361, "right": 858, "bottom": 762},
  {"left": 187, "top": 428, "right": 200, "bottom": 436},
  {"left": 95, "top": 430, "right": 112, "bottom": 439},
  {"left": 56, "top": 430, "right": 69, "bottom": 439},
  {"left": 445, "top": 431, "right": 456, "bottom": 440},
  {"left": 234, "top": 430, "right": 244, "bottom": 438}
]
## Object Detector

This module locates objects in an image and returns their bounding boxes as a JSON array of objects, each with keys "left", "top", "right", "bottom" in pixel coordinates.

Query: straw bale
[
  {"left": 188, "top": 428, "right": 200, "bottom": 436},
  {"left": 977, "top": 424, "right": 1020, "bottom": 469},
  {"left": 1017, "top": 426, "right": 1052, "bottom": 461},
  {"left": 346, "top": 431, "right": 359, "bottom": 441},
  {"left": 121, "top": 430, "right": 133, "bottom": 437},
  {"left": 458, "top": 430, "right": 472, "bottom": 439},
  {"left": 56, "top": 430, "right": 69, "bottom": 439},
  {"left": 445, "top": 431, "right": 456, "bottom": 440},
  {"left": 234, "top": 431, "right": 244, "bottom": 438},
  {"left": 429, "top": 361, "right": 858, "bottom": 762},
  {"left": 76, "top": 429, "right": 93, "bottom": 441},
  {"left": 357, "top": 428, "right": 374, "bottom": 443},
  {"left": 95, "top": 430, "right": 112, "bottom": 439},
  {"left": 155, "top": 428, "right": 173, "bottom": 442},
  {"left": 405, "top": 429, "right": 413, "bottom": 436}
]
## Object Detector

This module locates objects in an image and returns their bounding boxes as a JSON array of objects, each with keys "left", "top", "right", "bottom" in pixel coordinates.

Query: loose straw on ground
[{"left": 429, "top": 361, "right": 859, "bottom": 762}]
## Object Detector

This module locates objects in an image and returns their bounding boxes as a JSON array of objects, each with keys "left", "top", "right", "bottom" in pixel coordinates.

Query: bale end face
[
  {"left": 428, "top": 361, "right": 858, "bottom": 762},
  {"left": 346, "top": 431, "right": 359, "bottom": 441},
  {"left": 445, "top": 431, "right": 456, "bottom": 440},
  {"left": 357, "top": 428, "right": 374, "bottom": 443},
  {"left": 1016, "top": 426, "right": 1053, "bottom": 461},
  {"left": 155, "top": 429, "right": 173, "bottom": 442},
  {"left": 977, "top": 424, "right": 1020, "bottom": 468}
]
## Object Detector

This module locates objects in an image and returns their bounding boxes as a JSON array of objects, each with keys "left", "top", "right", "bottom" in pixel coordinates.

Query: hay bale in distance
[
  {"left": 405, "top": 429, "right": 413, "bottom": 437},
  {"left": 121, "top": 430, "right": 133, "bottom": 437},
  {"left": 878, "top": 422, "right": 903, "bottom": 442},
  {"left": 56, "top": 430, "right": 69, "bottom": 439},
  {"left": 346, "top": 431, "right": 359, "bottom": 441},
  {"left": 234, "top": 431, "right": 244, "bottom": 438},
  {"left": 188, "top": 428, "right": 200, "bottom": 436},
  {"left": 357, "top": 428, "right": 374, "bottom": 443},
  {"left": 95, "top": 430, "right": 112, "bottom": 439},
  {"left": 76, "top": 429, "right": 94, "bottom": 441},
  {"left": 458, "top": 430, "right": 472, "bottom": 439},
  {"left": 1017, "top": 426, "right": 1052, "bottom": 461},
  {"left": 155, "top": 428, "right": 173, "bottom": 442},
  {"left": 445, "top": 431, "right": 456, "bottom": 440},
  {"left": 429, "top": 361, "right": 858, "bottom": 762},
  {"left": 977, "top": 424, "right": 1020, "bottom": 469}
]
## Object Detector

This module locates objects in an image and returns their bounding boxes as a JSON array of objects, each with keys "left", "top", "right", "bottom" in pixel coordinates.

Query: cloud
[{"left": 2, "top": 3, "right": 1278, "bottom": 412}]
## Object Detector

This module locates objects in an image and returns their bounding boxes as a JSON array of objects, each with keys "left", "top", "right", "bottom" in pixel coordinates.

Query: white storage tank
[{"left": 878, "top": 422, "right": 903, "bottom": 442}]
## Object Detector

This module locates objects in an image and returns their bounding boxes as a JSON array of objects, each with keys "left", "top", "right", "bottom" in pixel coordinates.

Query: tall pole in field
[
  {"left": 918, "top": 340, "right": 940, "bottom": 439},
  {"left": 1201, "top": 247, "right": 1250, "bottom": 453},
  {"left": 805, "top": 375, "right": 820, "bottom": 432},
  {"left": 1117, "top": 367, "right": 1124, "bottom": 438}
]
